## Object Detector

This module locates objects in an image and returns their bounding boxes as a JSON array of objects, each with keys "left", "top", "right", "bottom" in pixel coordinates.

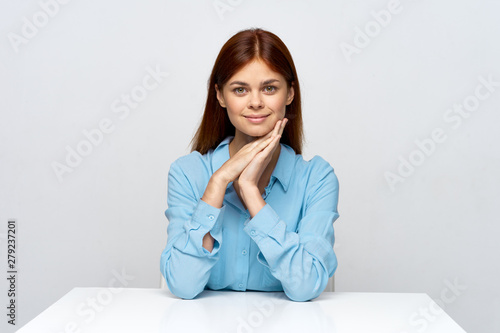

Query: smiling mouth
[
  {"left": 244, "top": 114, "right": 270, "bottom": 119},
  {"left": 244, "top": 114, "right": 270, "bottom": 123}
]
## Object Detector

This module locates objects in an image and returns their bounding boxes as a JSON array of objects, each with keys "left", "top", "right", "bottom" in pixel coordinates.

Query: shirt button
[
  {"left": 207, "top": 214, "right": 215, "bottom": 221},
  {"left": 242, "top": 250, "right": 247, "bottom": 255},
  {"left": 238, "top": 283, "right": 243, "bottom": 288},
  {"left": 250, "top": 230, "right": 256, "bottom": 236}
]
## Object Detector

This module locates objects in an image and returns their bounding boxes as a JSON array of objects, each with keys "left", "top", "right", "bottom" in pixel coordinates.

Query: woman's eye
[
  {"left": 264, "top": 86, "right": 276, "bottom": 93},
  {"left": 234, "top": 87, "right": 246, "bottom": 94}
]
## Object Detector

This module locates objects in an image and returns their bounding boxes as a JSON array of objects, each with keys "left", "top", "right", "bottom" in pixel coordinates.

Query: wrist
[
  {"left": 238, "top": 182, "right": 260, "bottom": 197},
  {"left": 212, "top": 170, "right": 231, "bottom": 187},
  {"left": 239, "top": 186, "right": 265, "bottom": 217},
  {"left": 202, "top": 172, "right": 230, "bottom": 209}
]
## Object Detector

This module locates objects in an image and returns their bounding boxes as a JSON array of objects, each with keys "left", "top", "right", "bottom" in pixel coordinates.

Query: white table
[{"left": 17, "top": 288, "right": 466, "bottom": 333}]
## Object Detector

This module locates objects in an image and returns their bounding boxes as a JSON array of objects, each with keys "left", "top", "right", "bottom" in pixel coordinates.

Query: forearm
[
  {"left": 258, "top": 230, "right": 335, "bottom": 301},
  {"left": 161, "top": 243, "right": 218, "bottom": 299},
  {"left": 200, "top": 171, "right": 229, "bottom": 251},
  {"left": 243, "top": 205, "right": 338, "bottom": 301},
  {"left": 162, "top": 199, "right": 225, "bottom": 298},
  {"left": 239, "top": 185, "right": 266, "bottom": 217}
]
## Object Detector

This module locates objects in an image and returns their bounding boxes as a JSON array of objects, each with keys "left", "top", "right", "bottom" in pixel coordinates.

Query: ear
[
  {"left": 215, "top": 84, "right": 226, "bottom": 108},
  {"left": 286, "top": 83, "right": 295, "bottom": 105}
]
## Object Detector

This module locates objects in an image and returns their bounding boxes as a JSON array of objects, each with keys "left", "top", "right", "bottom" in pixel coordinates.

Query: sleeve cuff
[
  {"left": 192, "top": 200, "right": 224, "bottom": 232},
  {"left": 192, "top": 200, "right": 225, "bottom": 256},
  {"left": 243, "top": 204, "right": 280, "bottom": 243}
]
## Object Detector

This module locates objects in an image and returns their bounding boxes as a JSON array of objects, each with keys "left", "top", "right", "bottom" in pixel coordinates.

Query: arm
[
  {"left": 160, "top": 160, "right": 225, "bottom": 299},
  {"left": 161, "top": 132, "right": 280, "bottom": 299},
  {"left": 243, "top": 164, "right": 340, "bottom": 302}
]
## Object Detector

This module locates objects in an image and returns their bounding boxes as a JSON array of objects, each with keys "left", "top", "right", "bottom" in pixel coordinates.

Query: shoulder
[
  {"left": 290, "top": 153, "right": 339, "bottom": 211},
  {"left": 168, "top": 136, "right": 231, "bottom": 185},
  {"left": 168, "top": 150, "right": 212, "bottom": 181},
  {"left": 170, "top": 150, "right": 208, "bottom": 170},
  {"left": 294, "top": 152, "right": 336, "bottom": 180},
  {"left": 287, "top": 150, "right": 339, "bottom": 195}
]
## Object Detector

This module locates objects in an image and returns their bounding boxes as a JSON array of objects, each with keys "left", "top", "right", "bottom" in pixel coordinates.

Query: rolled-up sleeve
[
  {"left": 160, "top": 160, "right": 224, "bottom": 299},
  {"left": 243, "top": 166, "right": 339, "bottom": 302}
]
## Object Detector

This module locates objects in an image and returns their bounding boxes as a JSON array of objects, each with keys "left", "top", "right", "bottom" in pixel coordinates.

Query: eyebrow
[{"left": 228, "top": 79, "right": 280, "bottom": 86}]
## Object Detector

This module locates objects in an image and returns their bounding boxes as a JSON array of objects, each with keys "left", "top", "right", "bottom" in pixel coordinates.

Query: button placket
[{"left": 239, "top": 215, "right": 252, "bottom": 291}]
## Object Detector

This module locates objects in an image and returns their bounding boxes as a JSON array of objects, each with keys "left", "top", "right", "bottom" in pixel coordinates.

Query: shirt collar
[
  {"left": 271, "top": 142, "right": 295, "bottom": 191},
  {"left": 211, "top": 136, "right": 295, "bottom": 192},
  {"left": 211, "top": 136, "right": 232, "bottom": 175}
]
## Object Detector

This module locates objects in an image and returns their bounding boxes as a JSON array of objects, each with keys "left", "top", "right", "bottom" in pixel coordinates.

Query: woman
[{"left": 160, "top": 28, "right": 340, "bottom": 302}]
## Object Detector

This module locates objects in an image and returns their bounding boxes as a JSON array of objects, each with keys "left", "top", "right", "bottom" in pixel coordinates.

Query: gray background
[{"left": 1, "top": 0, "right": 499, "bottom": 332}]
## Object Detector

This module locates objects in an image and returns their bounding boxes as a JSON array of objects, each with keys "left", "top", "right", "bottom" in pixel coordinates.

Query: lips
[
  {"left": 244, "top": 114, "right": 270, "bottom": 123},
  {"left": 244, "top": 114, "right": 270, "bottom": 119}
]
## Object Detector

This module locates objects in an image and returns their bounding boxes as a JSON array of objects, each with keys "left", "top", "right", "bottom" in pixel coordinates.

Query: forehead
[{"left": 229, "top": 59, "right": 284, "bottom": 82}]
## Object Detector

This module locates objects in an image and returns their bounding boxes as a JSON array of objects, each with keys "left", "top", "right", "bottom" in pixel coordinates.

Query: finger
[
  {"left": 278, "top": 118, "right": 288, "bottom": 136},
  {"left": 260, "top": 134, "right": 281, "bottom": 157},
  {"left": 246, "top": 132, "right": 273, "bottom": 151},
  {"left": 250, "top": 135, "right": 275, "bottom": 153},
  {"left": 272, "top": 119, "right": 282, "bottom": 137},
  {"left": 260, "top": 122, "right": 280, "bottom": 141},
  {"left": 244, "top": 119, "right": 282, "bottom": 152}
]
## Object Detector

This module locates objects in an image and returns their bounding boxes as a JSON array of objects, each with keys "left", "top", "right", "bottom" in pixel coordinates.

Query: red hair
[{"left": 191, "top": 28, "right": 303, "bottom": 154}]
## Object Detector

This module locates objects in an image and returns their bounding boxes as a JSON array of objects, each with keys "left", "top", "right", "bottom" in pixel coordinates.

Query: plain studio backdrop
[{"left": 1, "top": 0, "right": 499, "bottom": 332}]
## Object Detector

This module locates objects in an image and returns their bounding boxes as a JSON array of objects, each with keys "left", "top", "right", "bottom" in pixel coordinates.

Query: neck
[{"left": 228, "top": 132, "right": 258, "bottom": 154}]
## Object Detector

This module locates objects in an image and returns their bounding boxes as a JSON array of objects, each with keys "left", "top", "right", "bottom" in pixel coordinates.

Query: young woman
[{"left": 160, "top": 28, "right": 340, "bottom": 302}]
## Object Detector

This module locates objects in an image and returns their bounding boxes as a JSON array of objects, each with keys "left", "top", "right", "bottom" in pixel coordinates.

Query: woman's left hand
[{"left": 237, "top": 118, "right": 287, "bottom": 193}]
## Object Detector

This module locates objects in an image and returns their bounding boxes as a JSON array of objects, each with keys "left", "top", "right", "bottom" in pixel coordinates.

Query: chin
[{"left": 245, "top": 128, "right": 272, "bottom": 138}]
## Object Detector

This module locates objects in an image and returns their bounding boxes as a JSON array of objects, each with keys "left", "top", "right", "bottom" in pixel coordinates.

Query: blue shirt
[{"left": 160, "top": 136, "right": 340, "bottom": 302}]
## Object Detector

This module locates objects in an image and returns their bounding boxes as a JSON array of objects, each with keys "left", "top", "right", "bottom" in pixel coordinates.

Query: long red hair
[{"left": 191, "top": 28, "right": 303, "bottom": 154}]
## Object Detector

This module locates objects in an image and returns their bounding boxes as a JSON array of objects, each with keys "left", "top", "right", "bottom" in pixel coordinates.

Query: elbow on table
[
  {"left": 171, "top": 287, "right": 202, "bottom": 300},
  {"left": 165, "top": 277, "right": 204, "bottom": 300},
  {"left": 160, "top": 254, "right": 207, "bottom": 300},
  {"left": 284, "top": 286, "right": 322, "bottom": 302},
  {"left": 283, "top": 269, "right": 333, "bottom": 302},
  {"left": 283, "top": 276, "right": 325, "bottom": 302},
  {"left": 161, "top": 266, "right": 205, "bottom": 300}
]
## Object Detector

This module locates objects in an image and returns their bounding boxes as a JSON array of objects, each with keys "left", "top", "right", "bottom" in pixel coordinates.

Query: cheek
[
  {"left": 267, "top": 96, "right": 288, "bottom": 115},
  {"left": 225, "top": 97, "right": 246, "bottom": 115}
]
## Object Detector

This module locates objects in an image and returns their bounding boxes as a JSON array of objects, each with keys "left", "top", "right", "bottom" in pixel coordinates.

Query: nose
[{"left": 248, "top": 92, "right": 264, "bottom": 109}]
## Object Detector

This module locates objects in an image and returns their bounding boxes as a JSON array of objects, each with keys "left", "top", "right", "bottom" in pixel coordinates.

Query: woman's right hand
[
  {"left": 200, "top": 120, "right": 282, "bottom": 252},
  {"left": 200, "top": 124, "right": 278, "bottom": 252},
  {"left": 201, "top": 120, "right": 282, "bottom": 210},
  {"left": 214, "top": 129, "right": 280, "bottom": 185}
]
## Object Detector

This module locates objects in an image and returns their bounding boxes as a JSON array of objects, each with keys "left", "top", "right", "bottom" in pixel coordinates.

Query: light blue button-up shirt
[{"left": 160, "top": 136, "right": 340, "bottom": 302}]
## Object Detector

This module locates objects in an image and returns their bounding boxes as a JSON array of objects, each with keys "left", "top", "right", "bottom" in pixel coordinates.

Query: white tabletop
[{"left": 17, "top": 288, "right": 466, "bottom": 333}]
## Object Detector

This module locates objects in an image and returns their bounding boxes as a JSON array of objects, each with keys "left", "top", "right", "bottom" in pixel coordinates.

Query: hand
[
  {"left": 213, "top": 122, "right": 284, "bottom": 185},
  {"left": 237, "top": 118, "right": 288, "bottom": 192},
  {"left": 202, "top": 118, "right": 286, "bottom": 214},
  {"left": 201, "top": 124, "right": 282, "bottom": 245}
]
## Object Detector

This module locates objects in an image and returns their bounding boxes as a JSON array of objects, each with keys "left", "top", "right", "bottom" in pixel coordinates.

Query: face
[{"left": 216, "top": 59, "right": 294, "bottom": 142}]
